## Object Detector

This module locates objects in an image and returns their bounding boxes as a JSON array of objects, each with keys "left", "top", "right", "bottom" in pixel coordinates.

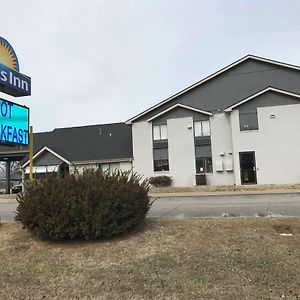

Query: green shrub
[
  {"left": 149, "top": 175, "right": 172, "bottom": 187},
  {"left": 16, "top": 170, "right": 151, "bottom": 240}
]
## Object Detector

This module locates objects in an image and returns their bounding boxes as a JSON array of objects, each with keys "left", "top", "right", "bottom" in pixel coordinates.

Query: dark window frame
[
  {"left": 239, "top": 109, "right": 259, "bottom": 131},
  {"left": 194, "top": 120, "right": 211, "bottom": 137},
  {"left": 195, "top": 157, "right": 213, "bottom": 174},
  {"left": 152, "top": 123, "right": 169, "bottom": 172},
  {"left": 153, "top": 124, "right": 168, "bottom": 141},
  {"left": 153, "top": 159, "right": 169, "bottom": 172}
]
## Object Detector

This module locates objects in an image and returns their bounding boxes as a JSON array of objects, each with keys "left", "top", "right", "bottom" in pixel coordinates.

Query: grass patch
[{"left": 1, "top": 218, "right": 300, "bottom": 299}]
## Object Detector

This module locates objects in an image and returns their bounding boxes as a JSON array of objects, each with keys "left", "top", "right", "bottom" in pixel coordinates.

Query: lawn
[{"left": 0, "top": 218, "right": 300, "bottom": 299}]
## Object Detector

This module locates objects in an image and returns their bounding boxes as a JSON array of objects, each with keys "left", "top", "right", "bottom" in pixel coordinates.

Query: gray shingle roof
[{"left": 0, "top": 122, "right": 133, "bottom": 163}]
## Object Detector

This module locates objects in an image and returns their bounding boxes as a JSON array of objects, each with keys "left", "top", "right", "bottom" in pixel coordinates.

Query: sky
[{"left": 1, "top": 0, "right": 300, "bottom": 132}]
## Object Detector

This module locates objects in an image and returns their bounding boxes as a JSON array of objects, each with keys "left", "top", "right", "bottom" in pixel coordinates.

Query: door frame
[{"left": 239, "top": 151, "right": 257, "bottom": 185}]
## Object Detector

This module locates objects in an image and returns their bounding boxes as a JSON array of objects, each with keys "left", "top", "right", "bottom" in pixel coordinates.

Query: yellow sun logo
[{"left": 0, "top": 37, "right": 19, "bottom": 72}]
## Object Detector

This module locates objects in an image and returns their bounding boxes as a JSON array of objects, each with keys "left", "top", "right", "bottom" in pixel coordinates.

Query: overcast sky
[{"left": 1, "top": 0, "right": 300, "bottom": 132}]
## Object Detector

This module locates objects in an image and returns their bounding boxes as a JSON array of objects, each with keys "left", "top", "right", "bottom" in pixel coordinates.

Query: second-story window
[
  {"left": 239, "top": 109, "right": 259, "bottom": 131},
  {"left": 153, "top": 124, "right": 168, "bottom": 140},
  {"left": 194, "top": 120, "right": 210, "bottom": 137}
]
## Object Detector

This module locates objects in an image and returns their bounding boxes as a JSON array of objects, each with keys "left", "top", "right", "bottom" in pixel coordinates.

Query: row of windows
[
  {"left": 153, "top": 120, "right": 210, "bottom": 141},
  {"left": 153, "top": 112, "right": 259, "bottom": 138},
  {"left": 153, "top": 157, "right": 213, "bottom": 173},
  {"left": 152, "top": 110, "right": 258, "bottom": 174}
]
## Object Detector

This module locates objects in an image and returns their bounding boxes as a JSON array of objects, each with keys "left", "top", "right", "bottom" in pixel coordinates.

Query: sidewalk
[
  {"left": 149, "top": 185, "right": 300, "bottom": 198},
  {"left": 2, "top": 188, "right": 300, "bottom": 202}
]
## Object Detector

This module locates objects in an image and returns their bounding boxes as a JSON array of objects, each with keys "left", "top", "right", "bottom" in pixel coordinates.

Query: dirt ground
[
  {"left": 0, "top": 218, "right": 300, "bottom": 300},
  {"left": 150, "top": 183, "right": 300, "bottom": 195}
]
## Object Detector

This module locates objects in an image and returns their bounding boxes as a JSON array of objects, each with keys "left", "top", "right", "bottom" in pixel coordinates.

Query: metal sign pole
[{"left": 29, "top": 126, "right": 33, "bottom": 181}]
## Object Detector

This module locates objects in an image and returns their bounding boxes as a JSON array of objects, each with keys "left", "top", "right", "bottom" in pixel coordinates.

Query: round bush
[
  {"left": 149, "top": 175, "right": 172, "bottom": 187},
  {"left": 16, "top": 170, "right": 151, "bottom": 240}
]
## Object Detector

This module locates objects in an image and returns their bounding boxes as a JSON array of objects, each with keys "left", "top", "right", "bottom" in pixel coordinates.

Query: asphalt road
[
  {"left": 148, "top": 193, "right": 300, "bottom": 218},
  {"left": 0, "top": 201, "right": 18, "bottom": 221},
  {"left": 1, "top": 193, "right": 300, "bottom": 221}
]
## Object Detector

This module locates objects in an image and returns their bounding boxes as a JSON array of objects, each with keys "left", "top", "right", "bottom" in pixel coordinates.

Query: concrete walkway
[
  {"left": 149, "top": 188, "right": 300, "bottom": 198},
  {"left": 2, "top": 188, "right": 300, "bottom": 202},
  {"left": 0, "top": 194, "right": 17, "bottom": 203}
]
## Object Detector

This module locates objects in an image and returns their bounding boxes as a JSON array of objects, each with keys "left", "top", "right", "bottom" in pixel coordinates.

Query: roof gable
[
  {"left": 127, "top": 55, "right": 300, "bottom": 124},
  {"left": 22, "top": 146, "right": 71, "bottom": 168},
  {"left": 224, "top": 87, "right": 300, "bottom": 112},
  {"left": 147, "top": 103, "right": 212, "bottom": 122}
]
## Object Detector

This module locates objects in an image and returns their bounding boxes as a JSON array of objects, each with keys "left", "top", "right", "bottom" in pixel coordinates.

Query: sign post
[{"left": 29, "top": 126, "right": 33, "bottom": 181}]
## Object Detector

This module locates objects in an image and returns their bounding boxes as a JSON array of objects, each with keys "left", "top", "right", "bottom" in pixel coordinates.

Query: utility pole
[{"left": 29, "top": 126, "right": 33, "bottom": 181}]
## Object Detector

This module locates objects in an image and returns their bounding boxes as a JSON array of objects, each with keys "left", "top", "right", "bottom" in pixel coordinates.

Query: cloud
[{"left": 1, "top": 0, "right": 300, "bottom": 131}]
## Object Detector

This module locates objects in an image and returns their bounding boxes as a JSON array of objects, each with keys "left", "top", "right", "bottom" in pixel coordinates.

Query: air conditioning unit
[{"left": 195, "top": 174, "right": 206, "bottom": 185}]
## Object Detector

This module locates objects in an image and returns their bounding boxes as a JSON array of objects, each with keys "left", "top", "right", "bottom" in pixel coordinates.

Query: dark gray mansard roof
[
  {"left": 127, "top": 54, "right": 300, "bottom": 123},
  {"left": 0, "top": 122, "right": 133, "bottom": 163}
]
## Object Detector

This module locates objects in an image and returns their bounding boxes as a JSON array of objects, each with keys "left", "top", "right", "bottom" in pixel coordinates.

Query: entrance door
[{"left": 239, "top": 151, "right": 257, "bottom": 185}]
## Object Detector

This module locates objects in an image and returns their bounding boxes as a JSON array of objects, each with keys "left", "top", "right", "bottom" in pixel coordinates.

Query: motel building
[
  {"left": 1, "top": 54, "right": 300, "bottom": 188},
  {"left": 0, "top": 123, "right": 133, "bottom": 192},
  {"left": 127, "top": 55, "right": 300, "bottom": 186}
]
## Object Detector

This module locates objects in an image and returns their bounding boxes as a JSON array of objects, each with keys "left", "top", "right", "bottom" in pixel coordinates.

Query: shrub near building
[
  {"left": 149, "top": 176, "right": 172, "bottom": 187},
  {"left": 16, "top": 170, "right": 151, "bottom": 240}
]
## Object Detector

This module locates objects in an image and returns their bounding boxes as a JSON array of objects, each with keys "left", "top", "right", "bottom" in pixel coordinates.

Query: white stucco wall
[
  {"left": 132, "top": 115, "right": 237, "bottom": 186},
  {"left": 132, "top": 121, "right": 155, "bottom": 179},
  {"left": 231, "top": 103, "right": 300, "bottom": 184},
  {"left": 167, "top": 117, "right": 196, "bottom": 186},
  {"left": 208, "top": 113, "right": 235, "bottom": 185},
  {"left": 132, "top": 118, "right": 196, "bottom": 186}
]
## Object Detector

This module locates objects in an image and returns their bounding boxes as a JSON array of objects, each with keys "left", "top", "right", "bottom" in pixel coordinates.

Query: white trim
[
  {"left": 21, "top": 146, "right": 71, "bottom": 168},
  {"left": 147, "top": 103, "right": 212, "bottom": 122},
  {"left": 126, "top": 55, "right": 300, "bottom": 124},
  {"left": 224, "top": 87, "right": 300, "bottom": 112}
]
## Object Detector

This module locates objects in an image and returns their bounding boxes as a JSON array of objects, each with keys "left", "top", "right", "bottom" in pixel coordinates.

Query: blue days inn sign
[
  {"left": 0, "top": 36, "right": 30, "bottom": 145},
  {"left": 0, "top": 98, "right": 29, "bottom": 145},
  {"left": 0, "top": 36, "right": 31, "bottom": 97}
]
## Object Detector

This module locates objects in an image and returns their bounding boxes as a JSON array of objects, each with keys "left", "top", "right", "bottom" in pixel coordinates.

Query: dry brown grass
[
  {"left": 150, "top": 183, "right": 300, "bottom": 195},
  {"left": 1, "top": 218, "right": 300, "bottom": 299}
]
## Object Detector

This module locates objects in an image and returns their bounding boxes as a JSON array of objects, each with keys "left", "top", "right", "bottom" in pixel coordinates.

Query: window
[
  {"left": 153, "top": 124, "right": 169, "bottom": 171},
  {"left": 239, "top": 109, "right": 258, "bottom": 131},
  {"left": 100, "top": 163, "right": 120, "bottom": 175},
  {"left": 153, "top": 124, "right": 167, "bottom": 140},
  {"left": 194, "top": 120, "right": 210, "bottom": 137},
  {"left": 196, "top": 157, "right": 213, "bottom": 173},
  {"left": 153, "top": 159, "right": 169, "bottom": 171},
  {"left": 153, "top": 148, "right": 169, "bottom": 171}
]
